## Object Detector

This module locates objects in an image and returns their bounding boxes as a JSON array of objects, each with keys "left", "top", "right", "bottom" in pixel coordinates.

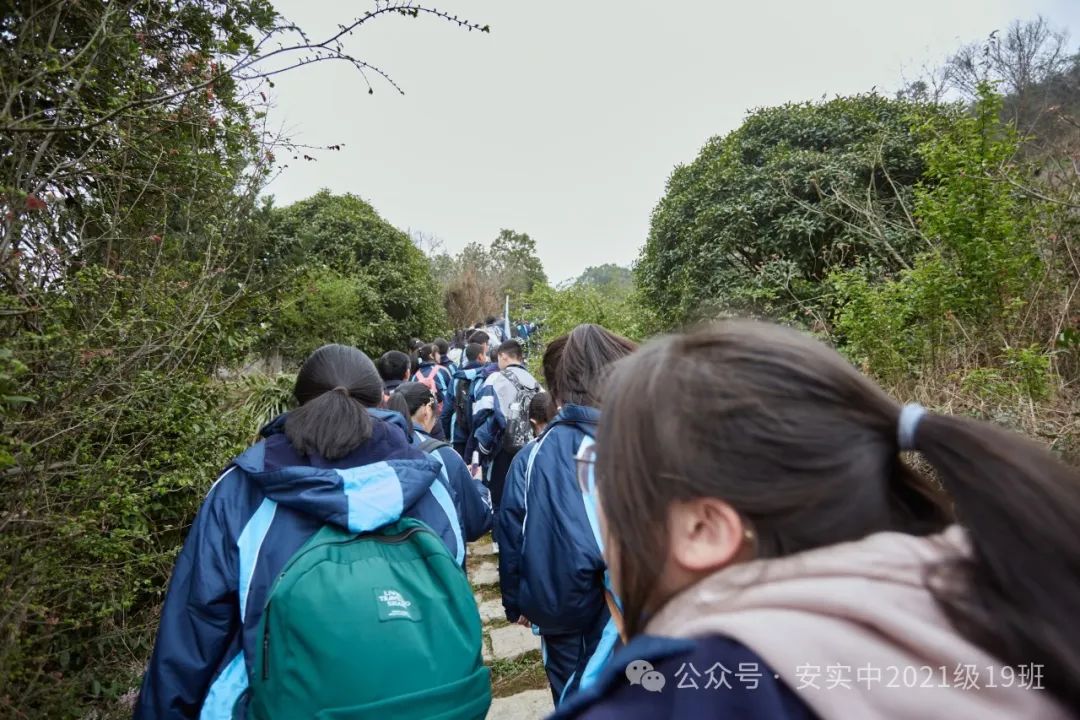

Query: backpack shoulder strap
[
  {"left": 501, "top": 368, "right": 525, "bottom": 391},
  {"left": 419, "top": 437, "right": 451, "bottom": 454}
]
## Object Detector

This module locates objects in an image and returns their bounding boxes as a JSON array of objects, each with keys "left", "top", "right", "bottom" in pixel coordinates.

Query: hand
[{"left": 517, "top": 616, "right": 531, "bottom": 627}]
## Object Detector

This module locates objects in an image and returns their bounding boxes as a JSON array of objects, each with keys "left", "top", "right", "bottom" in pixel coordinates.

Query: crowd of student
[{"left": 135, "top": 319, "right": 1080, "bottom": 720}]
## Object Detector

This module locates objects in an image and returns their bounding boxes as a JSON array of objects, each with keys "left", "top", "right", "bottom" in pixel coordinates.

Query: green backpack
[{"left": 245, "top": 518, "right": 491, "bottom": 720}]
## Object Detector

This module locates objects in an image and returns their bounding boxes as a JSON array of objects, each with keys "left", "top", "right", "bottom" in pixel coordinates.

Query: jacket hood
[
  {"left": 645, "top": 526, "right": 1068, "bottom": 720},
  {"left": 241, "top": 411, "right": 440, "bottom": 534},
  {"left": 548, "top": 404, "right": 599, "bottom": 436}
]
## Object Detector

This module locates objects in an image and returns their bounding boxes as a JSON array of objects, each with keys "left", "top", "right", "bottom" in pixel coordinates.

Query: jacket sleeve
[
  {"left": 134, "top": 473, "right": 240, "bottom": 720},
  {"left": 440, "top": 446, "right": 492, "bottom": 542},
  {"left": 436, "top": 367, "right": 452, "bottom": 402},
  {"left": 472, "top": 379, "right": 505, "bottom": 457},
  {"left": 497, "top": 445, "right": 532, "bottom": 622},
  {"left": 439, "top": 376, "right": 456, "bottom": 441}
]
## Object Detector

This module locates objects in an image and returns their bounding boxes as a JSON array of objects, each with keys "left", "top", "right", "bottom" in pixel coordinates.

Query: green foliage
[
  {"left": 573, "top": 264, "right": 634, "bottom": 295},
  {"left": 0, "top": 346, "right": 32, "bottom": 470},
  {"left": 491, "top": 229, "right": 548, "bottom": 297},
  {"left": 638, "top": 94, "right": 937, "bottom": 329},
  {"left": 960, "top": 345, "right": 1051, "bottom": 402},
  {"left": 261, "top": 191, "right": 447, "bottom": 360},
  {"left": 433, "top": 229, "right": 548, "bottom": 329},
  {"left": 0, "top": 0, "right": 487, "bottom": 715},
  {"left": 832, "top": 87, "right": 1052, "bottom": 400},
  {"left": 522, "top": 282, "right": 649, "bottom": 343},
  {"left": 229, "top": 371, "right": 298, "bottom": 442}
]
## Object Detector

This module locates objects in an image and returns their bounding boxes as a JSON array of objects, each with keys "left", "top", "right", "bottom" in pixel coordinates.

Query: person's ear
[{"left": 666, "top": 498, "right": 749, "bottom": 573}]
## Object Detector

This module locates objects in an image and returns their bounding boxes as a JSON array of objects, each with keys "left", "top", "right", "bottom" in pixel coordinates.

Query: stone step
[
  {"left": 487, "top": 689, "right": 555, "bottom": 720},
  {"left": 471, "top": 541, "right": 498, "bottom": 557},
  {"left": 489, "top": 624, "right": 541, "bottom": 661},
  {"left": 478, "top": 598, "right": 504, "bottom": 624},
  {"left": 470, "top": 561, "right": 500, "bottom": 587}
]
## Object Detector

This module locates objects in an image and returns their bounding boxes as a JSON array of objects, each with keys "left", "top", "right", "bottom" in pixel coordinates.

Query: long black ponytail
[{"left": 284, "top": 344, "right": 383, "bottom": 460}]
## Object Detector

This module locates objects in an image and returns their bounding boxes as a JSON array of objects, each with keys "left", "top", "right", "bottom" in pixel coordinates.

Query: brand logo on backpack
[{"left": 375, "top": 588, "right": 421, "bottom": 622}]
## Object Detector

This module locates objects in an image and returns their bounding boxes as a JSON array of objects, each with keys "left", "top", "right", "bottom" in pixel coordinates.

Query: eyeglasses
[{"left": 575, "top": 443, "right": 597, "bottom": 496}]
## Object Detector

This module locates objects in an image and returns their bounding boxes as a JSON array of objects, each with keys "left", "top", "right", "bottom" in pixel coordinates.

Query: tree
[
  {"left": 0, "top": 2, "right": 485, "bottom": 715},
  {"left": 637, "top": 94, "right": 938, "bottom": 330},
  {"left": 263, "top": 191, "right": 447, "bottom": 360},
  {"left": 491, "top": 229, "right": 548, "bottom": 297},
  {"left": 430, "top": 230, "right": 547, "bottom": 329},
  {"left": 945, "top": 17, "right": 1073, "bottom": 130},
  {"left": 574, "top": 264, "right": 633, "bottom": 294}
]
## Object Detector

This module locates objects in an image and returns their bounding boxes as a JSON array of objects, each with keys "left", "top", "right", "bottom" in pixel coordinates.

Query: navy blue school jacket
[
  {"left": 498, "top": 404, "right": 605, "bottom": 632},
  {"left": 414, "top": 428, "right": 493, "bottom": 554},
  {"left": 552, "top": 634, "right": 817, "bottom": 720},
  {"left": 134, "top": 410, "right": 464, "bottom": 719}
]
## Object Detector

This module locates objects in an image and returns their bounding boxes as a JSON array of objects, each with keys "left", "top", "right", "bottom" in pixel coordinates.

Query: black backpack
[
  {"left": 452, "top": 370, "right": 480, "bottom": 440},
  {"left": 501, "top": 369, "right": 539, "bottom": 452}
]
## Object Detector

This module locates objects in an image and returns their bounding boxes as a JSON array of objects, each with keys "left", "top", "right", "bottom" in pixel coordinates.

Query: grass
[{"left": 489, "top": 650, "right": 548, "bottom": 698}]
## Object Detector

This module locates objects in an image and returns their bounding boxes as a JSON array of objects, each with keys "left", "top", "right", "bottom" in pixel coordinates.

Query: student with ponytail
[
  {"left": 555, "top": 321, "right": 1079, "bottom": 720},
  {"left": 388, "top": 382, "right": 493, "bottom": 565},
  {"left": 136, "top": 345, "right": 486, "bottom": 719}
]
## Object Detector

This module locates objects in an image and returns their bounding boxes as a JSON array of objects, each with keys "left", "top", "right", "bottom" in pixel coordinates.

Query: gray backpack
[{"left": 501, "top": 369, "right": 539, "bottom": 452}]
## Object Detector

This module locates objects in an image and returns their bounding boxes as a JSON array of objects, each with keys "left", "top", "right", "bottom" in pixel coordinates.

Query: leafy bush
[
  {"left": 260, "top": 191, "right": 447, "bottom": 360},
  {"left": 268, "top": 265, "right": 390, "bottom": 362},
  {"left": 831, "top": 88, "right": 1054, "bottom": 400},
  {"left": 522, "top": 282, "right": 649, "bottom": 343},
  {"left": 638, "top": 94, "right": 939, "bottom": 329}
]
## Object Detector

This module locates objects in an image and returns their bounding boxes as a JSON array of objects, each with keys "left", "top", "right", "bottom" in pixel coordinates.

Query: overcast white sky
[{"left": 265, "top": 0, "right": 1080, "bottom": 283}]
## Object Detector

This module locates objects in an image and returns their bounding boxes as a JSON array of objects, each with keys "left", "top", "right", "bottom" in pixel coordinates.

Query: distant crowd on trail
[{"left": 135, "top": 313, "right": 1080, "bottom": 720}]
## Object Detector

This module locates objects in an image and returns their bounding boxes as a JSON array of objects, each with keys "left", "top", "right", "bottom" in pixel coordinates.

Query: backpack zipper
[
  {"left": 258, "top": 523, "right": 431, "bottom": 680},
  {"left": 262, "top": 601, "right": 272, "bottom": 679}
]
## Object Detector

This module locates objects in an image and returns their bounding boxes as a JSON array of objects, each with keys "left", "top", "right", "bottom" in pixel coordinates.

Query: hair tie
[
  {"left": 897, "top": 403, "right": 926, "bottom": 451},
  {"left": 333, "top": 386, "right": 350, "bottom": 397}
]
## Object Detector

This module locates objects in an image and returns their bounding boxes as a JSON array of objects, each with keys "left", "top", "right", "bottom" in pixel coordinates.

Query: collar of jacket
[{"left": 549, "top": 403, "right": 599, "bottom": 432}]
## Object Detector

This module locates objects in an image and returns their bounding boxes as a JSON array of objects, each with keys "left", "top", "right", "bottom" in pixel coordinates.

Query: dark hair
[
  {"left": 496, "top": 339, "right": 523, "bottom": 362},
  {"left": 376, "top": 350, "right": 411, "bottom": 382},
  {"left": 465, "top": 342, "right": 486, "bottom": 363},
  {"left": 418, "top": 343, "right": 438, "bottom": 363},
  {"left": 529, "top": 391, "right": 556, "bottom": 425},
  {"left": 541, "top": 334, "right": 568, "bottom": 402},
  {"left": 485, "top": 315, "right": 497, "bottom": 325},
  {"left": 555, "top": 324, "right": 637, "bottom": 407},
  {"left": 386, "top": 381, "right": 436, "bottom": 437},
  {"left": 285, "top": 344, "right": 383, "bottom": 460},
  {"left": 470, "top": 330, "right": 489, "bottom": 346},
  {"left": 409, "top": 338, "right": 424, "bottom": 351},
  {"left": 434, "top": 337, "right": 449, "bottom": 356},
  {"left": 409, "top": 352, "right": 421, "bottom": 376},
  {"left": 597, "top": 321, "right": 1080, "bottom": 709}
]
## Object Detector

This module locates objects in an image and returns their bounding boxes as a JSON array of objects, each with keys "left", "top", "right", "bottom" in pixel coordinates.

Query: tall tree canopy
[
  {"left": 262, "top": 191, "right": 447, "bottom": 360},
  {"left": 636, "top": 95, "right": 938, "bottom": 329}
]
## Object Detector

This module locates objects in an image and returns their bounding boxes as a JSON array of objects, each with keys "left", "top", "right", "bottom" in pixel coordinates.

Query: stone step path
[
  {"left": 468, "top": 539, "right": 554, "bottom": 719},
  {"left": 489, "top": 689, "right": 556, "bottom": 720}
]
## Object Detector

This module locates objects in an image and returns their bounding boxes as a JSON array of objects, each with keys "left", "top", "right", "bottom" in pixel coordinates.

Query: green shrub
[
  {"left": 831, "top": 87, "right": 1053, "bottom": 399},
  {"left": 638, "top": 94, "right": 938, "bottom": 329}
]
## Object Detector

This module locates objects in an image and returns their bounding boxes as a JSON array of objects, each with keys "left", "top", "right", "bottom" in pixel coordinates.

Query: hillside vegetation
[{"left": 0, "top": 5, "right": 1077, "bottom": 719}]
